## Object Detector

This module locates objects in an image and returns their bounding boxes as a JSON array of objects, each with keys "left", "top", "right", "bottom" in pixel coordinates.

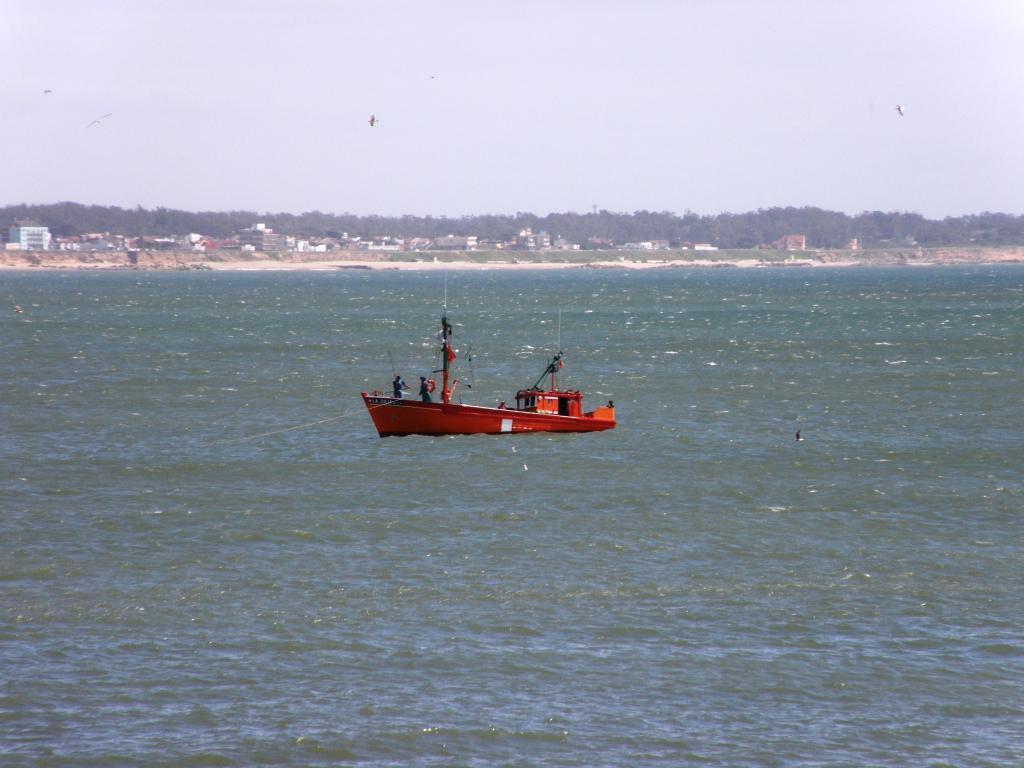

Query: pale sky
[{"left": 4, "top": 0, "right": 1023, "bottom": 218}]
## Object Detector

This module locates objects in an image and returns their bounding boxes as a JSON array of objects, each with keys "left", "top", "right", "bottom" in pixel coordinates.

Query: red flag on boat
[
  {"left": 447, "top": 346, "right": 457, "bottom": 363},
  {"left": 558, "top": 359, "right": 564, "bottom": 368}
]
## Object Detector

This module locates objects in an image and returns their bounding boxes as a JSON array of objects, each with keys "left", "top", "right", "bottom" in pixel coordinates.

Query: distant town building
[
  {"left": 54, "top": 236, "right": 81, "bottom": 251},
  {"left": 238, "top": 223, "right": 285, "bottom": 252},
  {"left": 623, "top": 240, "right": 673, "bottom": 251},
  {"left": 141, "top": 237, "right": 179, "bottom": 250},
  {"left": 365, "top": 239, "right": 402, "bottom": 251},
  {"left": 512, "top": 229, "right": 534, "bottom": 250},
  {"left": 847, "top": 238, "right": 859, "bottom": 251},
  {"left": 774, "top": 234, "right": 806, "bottom": 251},
  {"left": 79, "top": 234, "right": 115, "bottom": 251},
  {"left": 431, "top": 235, "right": 478, "bottom": 251},
  {"left": 403, "top": 237, "right": 432, "bottom": 251},
  {"left": 8, "top": 220, "right": 51, "bottom": 250},
  {"left": 693, "top": 243, "right": 719, "bottom": 251},
  {"left": 551, "top": 236, "right": 580, "bottom": 250},
  {"left": 511, "top": 228, "right": 547, "bottom": 250}
]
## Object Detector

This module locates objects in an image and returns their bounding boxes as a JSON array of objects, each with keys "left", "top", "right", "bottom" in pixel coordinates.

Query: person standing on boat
[
  {"left": 392, "top": 374, "right": 407, "bottom": 399},
  {"left": 419, "top": 376, "right": 432, "bottom": 402}
]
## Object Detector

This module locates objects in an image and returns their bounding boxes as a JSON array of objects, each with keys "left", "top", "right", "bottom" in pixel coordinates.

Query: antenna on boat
[
  {"left": 557, "top": 308, "right": 562, "bottom": 353},
  {"left": 443, "top": 271, "right": 448, "bottom": 313}
]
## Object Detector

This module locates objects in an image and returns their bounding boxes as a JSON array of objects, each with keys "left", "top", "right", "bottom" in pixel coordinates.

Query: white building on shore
[{"left": 8, "top": 221, "right": 52, "bottom": 250}]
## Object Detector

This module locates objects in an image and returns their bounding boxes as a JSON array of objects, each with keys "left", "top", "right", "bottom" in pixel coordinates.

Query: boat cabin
[{"left": 514, "top": 388, "right": 584, "bottom": 417}]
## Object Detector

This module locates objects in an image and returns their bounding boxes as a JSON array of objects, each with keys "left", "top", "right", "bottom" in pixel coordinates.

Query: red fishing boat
[{"left": 362, "top": 313, "right": 616, "bottom": 437}]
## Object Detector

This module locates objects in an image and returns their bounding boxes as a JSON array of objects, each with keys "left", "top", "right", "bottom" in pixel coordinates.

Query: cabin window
[{"left": 558, "top": 398, "right": 570, "bottom": 416}]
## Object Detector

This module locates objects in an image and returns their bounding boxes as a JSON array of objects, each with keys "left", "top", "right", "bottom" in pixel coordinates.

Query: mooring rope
[
  {"left": 210, "top": 401, "right": 391, "bottom": 445},
  {"left": 210, "top": 413, "right": 353, "bottom": 444}
]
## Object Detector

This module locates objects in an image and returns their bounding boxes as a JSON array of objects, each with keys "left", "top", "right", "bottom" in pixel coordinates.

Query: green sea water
[{"left": 2, "top": 266, "right": 1022, "bottom": 766}]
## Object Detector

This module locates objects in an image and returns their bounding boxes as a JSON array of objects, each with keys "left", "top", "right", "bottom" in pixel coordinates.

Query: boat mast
[
  {"left": 440, "top": 272, "right": 452, "bottom": 404},
  {"left": 554, "top": 309, "right": 561, "bottom": 390},
  {"left": 530, "top": 351, "right": 563, "bottom": 391},
  {"left": 441, "top": 313, "right": 453, "bottom": 404},
  {"left": 529, "top": 310, "right": 563, "bottom": 391}
]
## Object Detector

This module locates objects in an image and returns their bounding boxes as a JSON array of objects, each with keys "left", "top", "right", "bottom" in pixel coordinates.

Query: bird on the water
[{"left": 795, "top": 430, "right": 803, "bottom": 441}]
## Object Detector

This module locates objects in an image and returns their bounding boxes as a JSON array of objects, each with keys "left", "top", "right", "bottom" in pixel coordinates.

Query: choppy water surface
[{"left": 2, "top": 267, "right": 1022, "bottom": 767}]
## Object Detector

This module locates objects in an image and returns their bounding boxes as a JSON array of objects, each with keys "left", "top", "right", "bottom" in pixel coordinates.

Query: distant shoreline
[{"left": 2, "top": 247, "right": 1023, "bottom": 272}]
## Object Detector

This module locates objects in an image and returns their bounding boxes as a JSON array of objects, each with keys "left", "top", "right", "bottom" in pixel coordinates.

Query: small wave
[
  {"left": 292, "top": 736, "right": 358, "bottom": 761},
  {"left": 601, "top": 625, "right": 662, "bottom": 639},
  {"left": 402, "top": 725, "right": 570, "bottom": 744},
  {"left": 0, "top": 565, "right": 56, "bottom": 581},
  {"left": 974, "top": 642, "right": 1024, "bottom": 657}
]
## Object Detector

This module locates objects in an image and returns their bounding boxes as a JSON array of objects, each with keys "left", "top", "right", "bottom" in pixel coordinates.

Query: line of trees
[{"left": 5, "top": 202, "right": 1024, "bottom": 249}]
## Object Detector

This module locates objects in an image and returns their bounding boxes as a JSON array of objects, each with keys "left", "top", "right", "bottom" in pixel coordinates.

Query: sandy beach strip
[{"left": 2, "top": 248, "right": 1022, "bottom": 271}]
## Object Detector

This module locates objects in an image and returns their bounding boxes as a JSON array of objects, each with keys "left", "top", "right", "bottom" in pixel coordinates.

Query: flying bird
[
  {"left": 43, "top": 89, "right": 52, "bottom": 95},
  {"left": 895, "top": 105, "right": 904, "bottom": 117},
  {"left": 368, "top": 114, "right": 377, "bottom": 127},
  {"left": 87, "top": 112, "right": 113, "bottom": 128}
]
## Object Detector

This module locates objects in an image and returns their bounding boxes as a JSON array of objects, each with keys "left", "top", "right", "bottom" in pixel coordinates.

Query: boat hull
[{"left": 362, "top": 394, "right": 616, "bottom": 437}]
